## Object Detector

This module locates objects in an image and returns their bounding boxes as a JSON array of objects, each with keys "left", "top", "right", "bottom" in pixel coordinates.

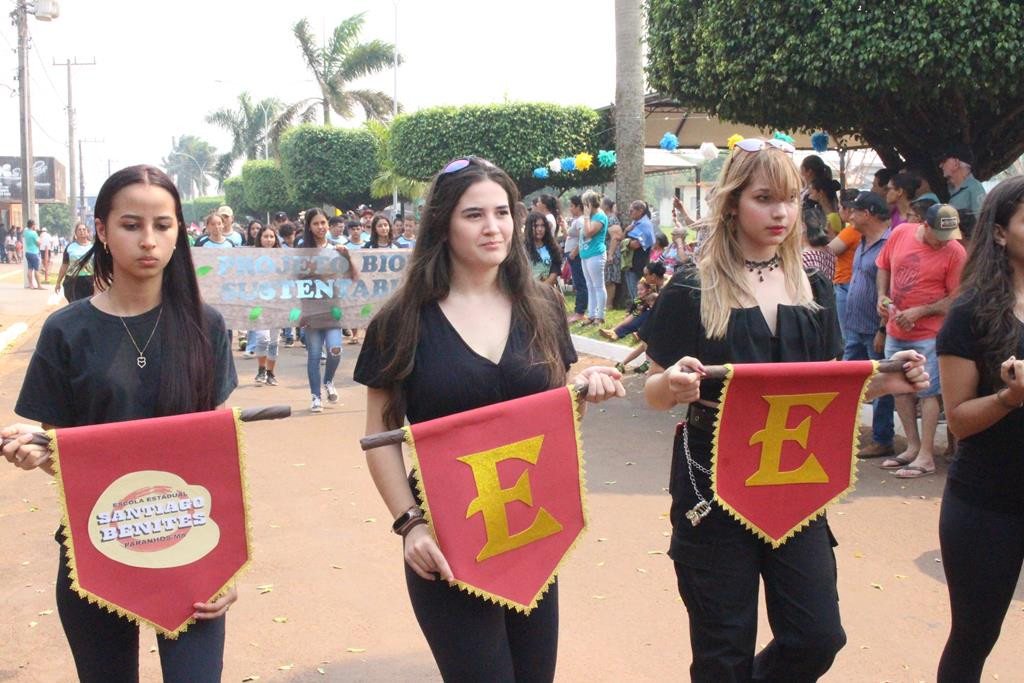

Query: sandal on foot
[
  {"left": 894, "top": 465, "right": 936, "bottom": 479},
  {"left": 880, "top": 455, "right": 914, "bottom": 470}
]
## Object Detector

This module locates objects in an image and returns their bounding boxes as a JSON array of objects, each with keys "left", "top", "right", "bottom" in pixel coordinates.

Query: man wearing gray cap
[{"left": 875, "top": 204, "right": 967, "bottom": 477}]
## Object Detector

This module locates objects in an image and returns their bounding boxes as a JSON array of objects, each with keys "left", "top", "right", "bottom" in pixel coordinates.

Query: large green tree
[
  {"left": 161, "top": 135, "right": 217, "bottom": 199},
  {"left": 364, "top": 120, "right": 426, "bottom": 205},
  {"left": 646, "top": 0, "right": 1024, "bottom": 190},
  {"left": 290, "top": 14, "right": 398, "bottom": 126}
]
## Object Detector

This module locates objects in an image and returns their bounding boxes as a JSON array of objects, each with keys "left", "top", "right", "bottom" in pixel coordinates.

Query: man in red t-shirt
[{"left": 875, "top": 204, "right": 966, "bottom": 478}]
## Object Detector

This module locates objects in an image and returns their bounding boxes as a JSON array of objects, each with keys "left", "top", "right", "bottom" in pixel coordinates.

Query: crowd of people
[{"left": 0, "top": 136, "right": 1020, "bottom": 683}]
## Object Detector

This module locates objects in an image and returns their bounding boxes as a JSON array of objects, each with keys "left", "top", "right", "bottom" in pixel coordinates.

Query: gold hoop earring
[{"left": 102, "top": 241, "right": 109, "bottom": 253}]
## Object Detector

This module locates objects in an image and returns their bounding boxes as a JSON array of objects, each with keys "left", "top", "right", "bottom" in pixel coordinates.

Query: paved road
[{"left": 0, "top": 262, "right": 1020, "bottom": 681}]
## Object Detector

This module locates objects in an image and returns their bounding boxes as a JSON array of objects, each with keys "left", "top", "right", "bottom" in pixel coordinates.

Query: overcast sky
[{"left": 0, "top": 0, "right": 618, "bottom": 197}]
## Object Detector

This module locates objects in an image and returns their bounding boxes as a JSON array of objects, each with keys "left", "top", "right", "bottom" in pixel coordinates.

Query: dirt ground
[{"left": 1, "top": 290, "right": 1022, "bottom": 681}]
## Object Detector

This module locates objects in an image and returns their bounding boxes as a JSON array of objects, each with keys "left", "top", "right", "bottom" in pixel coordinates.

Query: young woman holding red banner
[
  {"left": 2, "top": 165, "right": 238, "bottom": 682},
  {"left": 355, "top": 156, "right": 624, "bottom": 682},
  {"left": 641, "top": 140, "right": 929, "bottom": 682},
  {"left": 935, "top": 176, "right": 1024, "bottom": 682}
]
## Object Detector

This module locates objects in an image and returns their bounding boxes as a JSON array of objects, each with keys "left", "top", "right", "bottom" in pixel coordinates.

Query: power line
[{"left": 30, "top": 36, "right": 65, "bottom": 106}]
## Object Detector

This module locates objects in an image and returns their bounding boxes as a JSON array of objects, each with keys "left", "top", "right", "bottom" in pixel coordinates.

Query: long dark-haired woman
[
  {"left": 368, "top": 213, "right": 397, "bottom": 249},
  {"left": 641, "top": 140, "right": 928, "bottom": 682},
  {"left": 936, "top": 176, "right": 1024, "bottom": 682},
  {"left": 54, "top": 221, "right": 95, "bottom": 302},
  {"left": 355, "top": 157, "right": 624, "bottom": 681},
  {"left": 526, "top": 210, "right": 563, "bottom": 287},
  {"left": 301, "top": 207, "right": 358, "bottom": 412},
  {"left": 244, "top": 219, "right": 264, "bottom": 246},
  {"left": 1, "top": 166, "right": 238, "bottom": 682}
]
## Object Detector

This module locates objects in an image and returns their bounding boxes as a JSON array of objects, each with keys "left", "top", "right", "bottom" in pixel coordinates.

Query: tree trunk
[
  {"left": 323, "top": 98, "right": 331, "bottom": 126},
  {"left": 614, "top": 0, "right": 645, "bottom": 212}
]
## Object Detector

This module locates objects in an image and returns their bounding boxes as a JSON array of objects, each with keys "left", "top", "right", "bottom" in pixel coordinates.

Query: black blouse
[
  {"left": 642, "top": 264, "right": 843, "bottom": 402},
  {"left": 354, "top": 300, "right": 577, "bottom": 425},
  {"left": 936, "top": 293, "right": 1024, "bottom": 514}
]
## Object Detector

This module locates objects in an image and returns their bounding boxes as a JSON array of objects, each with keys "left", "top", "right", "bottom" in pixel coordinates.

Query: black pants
[
  {"left": 404, "top": 563, "right": 559, "bottom": 682},
  {"left": 669, "top": 425, "right": 846, "bottom": 682},
  {"left": 56, "top": 548, "right": 225, "bottom": 683},
  {"left": 937, "top": 488, "right": 1024, "bottom": 682}
]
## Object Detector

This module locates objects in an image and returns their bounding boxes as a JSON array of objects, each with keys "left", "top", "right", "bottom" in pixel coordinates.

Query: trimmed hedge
[
  {"left": 241, "top": 160, "right": 299, "bottom": 217},
  {"left": 182, "top": 196, "right": 225, "bottom": 226},
  {"left": 279, "top": 125, "right": 378, "bottom": 208},
  {"left": 222, "top": 177, "right": 249, "bottom": 219},
  {"left": 390, "top": 103, "right": 614, "bottom": 193}
]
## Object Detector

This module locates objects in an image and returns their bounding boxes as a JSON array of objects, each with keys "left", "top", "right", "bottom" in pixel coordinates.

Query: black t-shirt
[
  {"left": 353, "top": 299, "right": 577, "bottom": 425},
  {"left": 936, "top": 293, "right": 1024, "bottom": 513},
  {"left": 16, "top": 300, "right": 237, "bottom": 427},
  {"left": 641, "top": 264, "right": 843, "bottom": 403}
]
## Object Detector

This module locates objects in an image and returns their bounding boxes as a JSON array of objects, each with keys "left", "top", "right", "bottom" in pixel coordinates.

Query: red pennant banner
[
  {"left": 405, "top": 387, "right": 586, "bottom": 612},
  {"left": 51, "top": 409, "right": 251, "bottom": 636},
  {"left": 712, "top": 361, "right": 877, "bottom": 546}
]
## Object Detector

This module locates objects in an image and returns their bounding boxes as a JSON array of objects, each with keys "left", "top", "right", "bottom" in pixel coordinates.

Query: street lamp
[{"left": 255, "top": 101, "right": 273, "bottom": 161}]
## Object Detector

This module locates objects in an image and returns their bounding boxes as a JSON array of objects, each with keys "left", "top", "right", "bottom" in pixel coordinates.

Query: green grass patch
[{"left": 563, "top": 292, "right": 633, "bottom": 346}]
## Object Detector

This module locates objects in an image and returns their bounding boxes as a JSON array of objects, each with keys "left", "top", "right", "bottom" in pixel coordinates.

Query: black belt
[{"left": 686, "top": 402, "right": 719, "bottom": 433}]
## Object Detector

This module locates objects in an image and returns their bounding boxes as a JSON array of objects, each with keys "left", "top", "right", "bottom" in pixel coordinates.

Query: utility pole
[
  {"left": 54, "top": 57, "right": 95, "bottom": 222},
  {"left": 14, "top": 2, "right": 35, "bottom": 228},
  {"left": 78, "top": 137, "right": 103, "bottom": 224}
]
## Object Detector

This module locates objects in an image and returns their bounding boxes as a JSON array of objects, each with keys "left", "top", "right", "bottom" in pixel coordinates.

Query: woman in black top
[
  {"left": 525, "top": 210, "right": 563, "bottom": 287},
  {"left": 2, "top": 165, "right": 238, "bottom": 683},
  {"left": 355, "top": 157, "right": 624, "bottom": 682},
  {"left": 935, "top": 176, "right": 1024, "bottom": 682},
  {"left": 641, "top": 141, "right": 927, "bottom": 682}
]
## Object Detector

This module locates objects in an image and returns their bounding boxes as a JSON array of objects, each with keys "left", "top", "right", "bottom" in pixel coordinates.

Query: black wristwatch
[{"left": 392, "top": 506, "right": 423, "bottom": 535}]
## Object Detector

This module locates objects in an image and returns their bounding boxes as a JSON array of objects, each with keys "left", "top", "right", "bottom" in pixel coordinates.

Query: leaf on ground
[
  {"left": 591, "top": 595, "right": 606, "bottom": 600},
  {"left": 596, "top": 561, "right": 605, "bottom": 567},
  {"left": 278, "top": 664, "right": 293, "bottom": 671},
  {"left": 269, "top": 524, "right": 281, "bottom": 529},
  {"left": 346, "top": 647, "right": 366, "bottom": 653},
  {"left": 331, "top": 564, "right": 343, "bottom": 570},
  {"left": 363, "top": 518, "right": 376, "bottom": 523},
  {"left": 242, "top": 676, "right": 260, "bottom": 682},
  {"left": 257, "top": 584, "right": 273, "bottom": 594},
  {"left": 317, "top": 668, "right": 326, "bottom": 675},
  {"left": 625, "top": 461, "right": 635, "bottom": 466},
  {"left": 636, "top": 568, "right": 647, "bottom": 574},
  {"left": 37, "top": 609, "right": 53, "bottom": 616},
  {"left": 28, "top": 621, "right": 38, "bottom": 628},
  {"left": 292, "top": 463, "right": 306, "bottom": 467},
  {"left": 647, "top": 550, "right": 665, "bottom": 555},
  {"left": 854, "top": 552, "right": 864, "bottom": 559},
  {"left": 603, "top": 481, "right": 617, "bottom": 486},
  {"left": 272, "top": 616, "right": 288, "bottom": 623},
  {"left": 597, "top": 537, "right": 608, "bottom": 542},
  {"left": 870, "top": 582, "right": 884, "bottom": 590},
  {"left": 894, "top": 574, "right": 907, "bottom": 580},
  {"left": 149, "top": 646, "right": 157, "bottom": 653},
  {"left": 320, "top": 487, "right": 333, "bottom": 491}
]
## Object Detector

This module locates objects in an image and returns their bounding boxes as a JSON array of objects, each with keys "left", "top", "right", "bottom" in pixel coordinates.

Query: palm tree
[
  {"left": 614, "top": 0, "right": 645, "bottom": 209},
  {"left": 365, "top": 120, "right": 426, "bottom": 207},
  {"left": 292, "top": 14, "right": 398, "bottom": 125},
  {"left": 161, "top": 135, "right": 217, "bottom": 199},
  {"left": 205, "top": 92, "right": 283, "bottom": 186}
]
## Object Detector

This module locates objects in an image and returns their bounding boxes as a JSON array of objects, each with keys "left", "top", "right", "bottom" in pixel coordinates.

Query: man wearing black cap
[
  {"left": 939, "top": 145, "right": 986, "bottom": 217},
  {"left": 843, "top": 191, "right": 896, "bottom": 458}
]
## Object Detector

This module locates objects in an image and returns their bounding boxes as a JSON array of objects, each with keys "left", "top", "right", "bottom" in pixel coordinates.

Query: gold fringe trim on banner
[
  {"left": 49, "top": 407, "right": 254, "bottom": 639},
  {"left": 404, "top": 385, "right": 589, "bottom": 614},
  {"left": 711, "top": 361, "right": 879, "bottom": 549}
]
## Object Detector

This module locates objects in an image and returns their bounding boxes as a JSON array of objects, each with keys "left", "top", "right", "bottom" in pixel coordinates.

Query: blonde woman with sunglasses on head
[{"left": 641, "top": 139, "right": 929, "bottom": 682}]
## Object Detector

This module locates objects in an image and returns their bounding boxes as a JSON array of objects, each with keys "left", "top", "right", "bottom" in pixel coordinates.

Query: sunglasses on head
[
  {"left": 732, "top": 138, "right": 796, "bottom": 155},
  {"left": 440, "top": 155, "right": 495, "bottom": 176}
]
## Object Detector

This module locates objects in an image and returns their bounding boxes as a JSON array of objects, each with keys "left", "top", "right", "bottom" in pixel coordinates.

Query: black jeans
[
  {"left": 937, "top": 487, "right": 1024, "bottom": 682},
  {"left": 55, "top": 547, "right": 225, "bottom": 683},
  {"left": 669, "top": 425, "right": 846, "bottom": 682},
  {"left": 404, "top": 563, "right": 559, "bottom": 682}
]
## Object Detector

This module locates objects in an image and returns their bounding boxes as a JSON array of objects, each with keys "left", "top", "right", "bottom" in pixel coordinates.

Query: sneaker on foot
[
  {"left": 615, "top": 362, "right": 626, "bottom": 374},
  {"left": 265, "top": 371, "right": 278, "bottom": 386},
  {"left": 284, "top": 339, "right": 295, "bottom": 348},
  {"left": 254, "top": 368, "right": 267, "bottom": 384},
  {"left": 633, "top": 361, "right": 651, "bottom": 374},
  {"left": 311, "top": 396, "right": 323, "bottom": 413},
  {"left": 599, "top": 328, "right": 618, "bottom": 340},
  {"left": 242, "top": 350, "right": 255, "bottom": 358},
  {"left": 325, "top": 381, "right": 339, "bottom": 403}
]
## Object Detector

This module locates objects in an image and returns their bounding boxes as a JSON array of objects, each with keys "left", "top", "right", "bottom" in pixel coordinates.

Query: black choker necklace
[{"left": 744, "top": 254, "right": 780, "bottom": 282}]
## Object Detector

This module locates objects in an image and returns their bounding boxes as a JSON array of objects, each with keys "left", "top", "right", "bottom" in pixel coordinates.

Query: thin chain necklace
[
  {"left": 744, "top": 254, "right": 781, "bottom": 282},
  {"left": 118, "top": 306, "right": 163, "bottom": 368}
]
